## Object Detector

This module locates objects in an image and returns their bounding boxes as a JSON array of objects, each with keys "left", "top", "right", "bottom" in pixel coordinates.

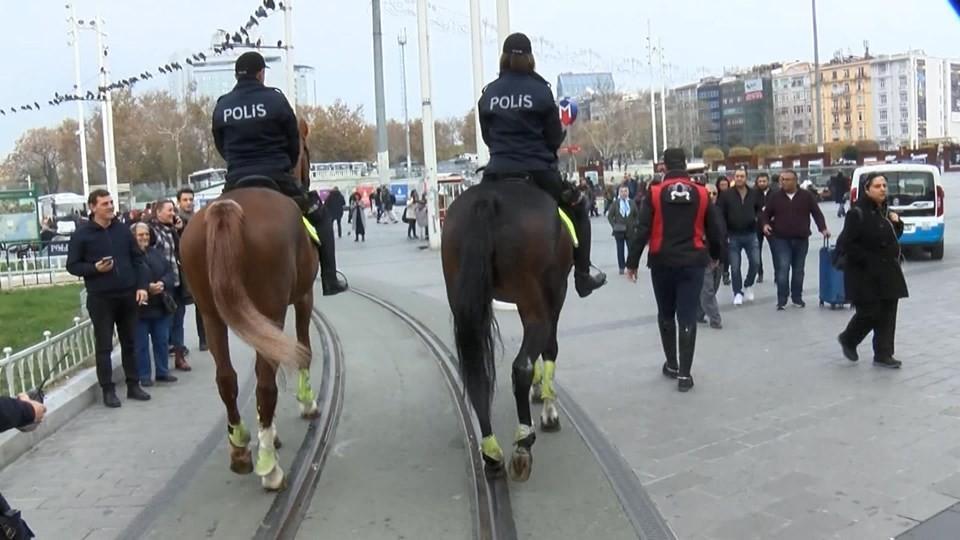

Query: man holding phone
[{"left": 67, "top": 189, "right": 151, "bottom": 408}]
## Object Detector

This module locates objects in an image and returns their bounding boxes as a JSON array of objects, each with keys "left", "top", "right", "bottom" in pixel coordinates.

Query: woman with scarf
[{"left": 836, "top": 172, "right": 909, "bottom": 369}]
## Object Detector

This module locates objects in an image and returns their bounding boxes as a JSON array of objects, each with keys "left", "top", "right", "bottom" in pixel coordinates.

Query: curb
[{"left": 0, "top": 349, "right": 122, "bottom": 470}]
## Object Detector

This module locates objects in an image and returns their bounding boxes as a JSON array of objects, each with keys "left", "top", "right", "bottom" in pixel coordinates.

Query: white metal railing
[
  {"left": 0, "top": 246, "right": 80, "bottom": 290},
  {"left": 0, "top": 317, "right": 103, "bottom": 397}
]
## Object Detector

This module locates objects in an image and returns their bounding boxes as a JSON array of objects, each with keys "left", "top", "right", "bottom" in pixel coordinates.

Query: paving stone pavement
[{"left": 337, "top": 182, "right": 960, "bottom": 540}]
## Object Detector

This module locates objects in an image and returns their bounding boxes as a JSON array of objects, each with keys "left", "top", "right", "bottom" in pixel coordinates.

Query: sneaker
[
  {"left": 744, "top": 287, "right": 755, "bottom": 302},
  {"left": 733, "top": 293, "right": 743, "bottom": 306},
  {"left": 709, "top": 321, "right": 723, "bottom": 329},
  {"left": 792, "top": 299, "right": 806, "bottom": 308},
  {"left": 776, "top": 304, "right": 786, "bottom": 311}
]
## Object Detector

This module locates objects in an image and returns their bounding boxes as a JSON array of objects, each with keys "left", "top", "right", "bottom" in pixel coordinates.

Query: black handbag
[
  {"left": 0, "top": 492, "right": 34, "bottom": 539},
  {"left": 161, "top": 292, "right": 178, "bottom": 314}
]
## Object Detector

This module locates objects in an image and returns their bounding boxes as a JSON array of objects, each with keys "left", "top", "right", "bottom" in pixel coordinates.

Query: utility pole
[
  {"left": 811, "top": 0, "right": 824, "bottom": 152},
  {"left": 496, "top": 0, "right": 510, "bottom": 51},
  {"left": 84, "top": 15, "right": 118, "bottom": 202},
  {"left": 398, "top": 30, "right": 412, "bottom": 175},
  {"left": 372, "top": 0, "right": 391, "bottom": 186},
  {"left": 469, "top": 0, "right": 489, "bottom": 165},
  {"left": 66, "top": 2, "right": 90, "bottom": 198},
  {"left": 658, "top": 38, "right": 668, "bottom": 149},
  {"left": 283, "top": 0, "right": 297, "bottom": 109},
  {"left": 416, "top": 0, "right": 440, "bottom": 250},
  {"left": 646, "top": 20, "right": 659, "bottom": 162}
]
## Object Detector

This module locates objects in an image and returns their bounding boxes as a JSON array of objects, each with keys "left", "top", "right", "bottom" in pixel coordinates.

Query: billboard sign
[
  {"left": 950, "top": 63, "right": 960, "bottom": 117},
  {"left": 0, "top": 190, "right": 39, "bottom": 243},
  {"left": 744, "top": 78, "right": 764, "bottom": 101}
]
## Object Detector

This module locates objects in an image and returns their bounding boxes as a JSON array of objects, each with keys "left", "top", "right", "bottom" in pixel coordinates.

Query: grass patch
[{"left": 0, "top": 284, "right": 84, "bottom": 354}]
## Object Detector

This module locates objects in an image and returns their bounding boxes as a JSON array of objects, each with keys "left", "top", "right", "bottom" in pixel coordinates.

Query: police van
[{"left": 849, "top": 163, "right": 945, "bottom": 260}]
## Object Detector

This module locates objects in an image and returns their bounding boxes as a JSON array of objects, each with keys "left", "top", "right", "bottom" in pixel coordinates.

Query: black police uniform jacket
[
  {"left": 212, "top": 79, "right": 301, "bottom": 183},
  {"left": 478, "top": 71, "right": 565, "bottom": 174},
  {"left": 626, "top": 171, "right": 725, "bottom": 269}
]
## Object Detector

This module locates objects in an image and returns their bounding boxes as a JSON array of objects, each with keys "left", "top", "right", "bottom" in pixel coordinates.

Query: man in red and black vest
[{"left": 625, "top": 148, "right": 725, "bottom": 392}]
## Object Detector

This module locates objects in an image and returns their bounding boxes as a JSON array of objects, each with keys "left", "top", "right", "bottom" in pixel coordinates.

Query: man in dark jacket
[
  {"left": 754, "top": 173, "right": 773, "bottom": 282},
  {"left": 760, "top": 169, "right": 831, "bottom": 310},
  {"left": 212, "top": 51, "right": 347, "bottom": 296},
  {"left": 66, "top": 189, "right": 151, "bottom": 408},
  {"left": 478, "top": 32, "right": 606, "bottom": 298},
  {"left": 716, "top": 167, "right": 763, "bottom": 305},
  {"left": 626, "top": 149, "right": 724, "bottom": 392},
  {"left": 324, "top": 187, "right": 346, "bottom": 237}
]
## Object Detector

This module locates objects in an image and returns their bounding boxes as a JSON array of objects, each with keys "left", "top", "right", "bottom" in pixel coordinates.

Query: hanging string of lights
[{"left": 0, "top": 0, "right": 287, "bottom": 119}]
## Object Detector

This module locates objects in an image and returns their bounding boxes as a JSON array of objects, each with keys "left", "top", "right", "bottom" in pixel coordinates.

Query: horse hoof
[
  {"left": 274, "top": 435, "right": 282, "bottom": 450},
  {"left": 530, "top": 384, "right": 543, "bottom": 404},
  {"left": 509, "top": 447, "right": 533, "bottom": 483},
  {"left": 540, "top": 416, "right": 561, "bottom": 432},
  {"left": 261, "top": 464, "right": 286, "bottom": 491},
  {"left": 299, "top": 400, "right": 320, "bottom": 419},
  {"left": 229, "top": 448, "right": 254, "bottom": 475}
]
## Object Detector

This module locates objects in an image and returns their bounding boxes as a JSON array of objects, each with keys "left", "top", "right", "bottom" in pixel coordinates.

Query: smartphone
[{"left": 100, "top": 256, "right": 113, "bottom": 263}]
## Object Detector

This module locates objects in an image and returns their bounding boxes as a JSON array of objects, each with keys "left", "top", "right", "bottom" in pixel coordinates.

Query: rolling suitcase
[{"left": 819, "top": 238, "right": 847, "bottom": 309}]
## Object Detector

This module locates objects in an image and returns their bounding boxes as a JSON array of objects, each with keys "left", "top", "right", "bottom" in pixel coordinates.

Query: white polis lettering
[
  {"left": 223, "top": 103, "right": 268, "bottom": 122},
  {"left": 489, "top": 95, "right": 534, "bottom": 110}
]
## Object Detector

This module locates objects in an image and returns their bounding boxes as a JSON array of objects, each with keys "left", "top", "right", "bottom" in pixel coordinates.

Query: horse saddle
[{"left": 233, "top": 175, "right": 321, "bottom": 248}]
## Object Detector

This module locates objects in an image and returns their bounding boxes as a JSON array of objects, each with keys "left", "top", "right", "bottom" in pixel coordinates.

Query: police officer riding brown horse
[
  {"left": 180, "top": 52, "right": 340, "bottom": 490},
  {"left": 441, "top": 33, "right": 606, "bottom": 481}
]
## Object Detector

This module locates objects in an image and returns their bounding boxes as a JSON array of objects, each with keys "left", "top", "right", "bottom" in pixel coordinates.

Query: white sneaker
[
  {"left": 744, "top": 287, "right": 755, "bottom": 302},
  {"left": 733, "top": 293, "right": 743, "bottom": 306}
]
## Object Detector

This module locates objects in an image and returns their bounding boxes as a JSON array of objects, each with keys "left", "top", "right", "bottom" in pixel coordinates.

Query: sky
[{"left": 1, "top": 0, "right": 958, "bottom": 158}]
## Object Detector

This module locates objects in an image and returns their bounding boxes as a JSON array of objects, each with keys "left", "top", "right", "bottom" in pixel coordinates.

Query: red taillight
[
  {"left": 850, "top": 187, "right": 858, "bottom": 203},
  {"left": 936, "top": 185, "right": 944, "bottom": 217}
]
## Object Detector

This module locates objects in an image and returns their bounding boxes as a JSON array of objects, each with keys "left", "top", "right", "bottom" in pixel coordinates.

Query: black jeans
[
  {"left": 87, "top": 291, "right": 140, "bottom": 390},
  {"left": 841, "top": 299, "right": 899, "bottom": 359},
  {"left": 650, "top": 265, "right": 706, "bottom": 327}
]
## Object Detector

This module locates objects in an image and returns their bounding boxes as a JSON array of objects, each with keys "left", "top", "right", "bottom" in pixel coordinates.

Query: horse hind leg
[
  {"left": 509, "top": 304, "right": 550, "bottom": 483},
  {"left": 294, "top": 291, "right": 319, "bottom": 419},
  {"left": 540, "top": 281, "right": 567, "bottom": 432},
  {"left": 254, "top": 354, "right": 286, "bottom": 491},
  {"left": 207, "top": 312, "right": 254, "bottom": 474}
]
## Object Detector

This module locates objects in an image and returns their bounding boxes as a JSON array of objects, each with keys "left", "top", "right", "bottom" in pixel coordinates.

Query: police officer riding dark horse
[
  {"left": 212, "top": 51, "right": 347, "bottom": 296},
  {"left": 478, "top": 33, "right": 606, "bottom": 297}
]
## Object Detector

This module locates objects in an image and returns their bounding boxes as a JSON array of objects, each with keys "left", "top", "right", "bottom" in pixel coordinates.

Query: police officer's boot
[
  {"left": 677, "top": 324, "right": 697, "bottom": 392},
  {"left": 571, "top": 200, "right": 607, "bottom": 298},
  {"left": 658, "top": 318, "right": 678, "bottom": 379},
  {"left": 301, "top": 193, "right": 349, "bottom": 296}
]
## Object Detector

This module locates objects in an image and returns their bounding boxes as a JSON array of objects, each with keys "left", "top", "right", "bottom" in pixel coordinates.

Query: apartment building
[
  {"left": 818, "top": 56, "right": 874, "bottom": 143},
  {"left": 772, "top": 62, "right": 814, "bottom": 144}
]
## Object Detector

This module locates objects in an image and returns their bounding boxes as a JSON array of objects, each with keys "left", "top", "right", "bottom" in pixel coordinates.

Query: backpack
[{"left": 831, "top": 207, "right": 862, "bottom": 270}]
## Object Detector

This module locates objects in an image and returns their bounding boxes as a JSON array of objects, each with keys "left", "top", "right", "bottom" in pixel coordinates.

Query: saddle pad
[
  {"left": 557, "top": 208, "right": 579, "bottom": 248},
  {"left": 302, "top": 217, "right": 321, "bottom": 247}
]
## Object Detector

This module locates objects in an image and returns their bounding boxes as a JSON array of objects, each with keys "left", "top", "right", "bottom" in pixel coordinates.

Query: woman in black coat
[
  {"left": 131, "top": 223, "right": 179, "bottom": 385},
  {"left": 836, "top": 172, "right": 909, "bottom": 368}
]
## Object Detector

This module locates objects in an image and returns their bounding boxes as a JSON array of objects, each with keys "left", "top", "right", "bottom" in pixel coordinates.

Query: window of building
[
  {"left": 880, "top": 125, "right": 889, "bottom": 137},
  {"left": 844, "top": 82, "right": 850, "bottom": 93},
  {"left": 900, "top": 107, "right": 908, "bottom": 118},
  {"left": 899, "top": 74, "right": 907, "bottom": 87},
  {"left": 845, "top": 113, "right": 851, "bottom": 124},
  {"left": 833, "top": 114, "right": 840, "bottom": 124},
  {"left": 879, "top": 109, "right": 888, "bottom": 121},
  {"left": 879, "top": 79, "right": 886, "bottom": 89},
  {"left": 880, "top": 94, "right": 887, "bottom": 105},
  {"left": 879, "top": 63, "right": 887, "bottom": 74},
  {"left": 858, "top": 112, "right": 863, "bottom": 121},
  {"left": 843, "top": 69, "right": 850, "bottom": 79},
  {"left": 832, "top": 72, "right": 837, "bottom": 80},
  {"left": 900, "top": 91, "right": 908, "bottom": 104},
  {"left": 901, "top": 123, "right": 909, "bottom": 135},
  {"left": 859, "top": 126, "right": 865, "bottom": 138}
]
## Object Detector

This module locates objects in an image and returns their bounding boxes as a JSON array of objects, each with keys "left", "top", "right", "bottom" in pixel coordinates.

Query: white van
[{"left": 849, "top": 163, "right": 945, "bottom": 260}]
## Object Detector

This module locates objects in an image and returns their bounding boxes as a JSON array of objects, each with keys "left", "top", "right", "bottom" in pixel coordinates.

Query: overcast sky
[{"left": 1, "top": 0, "right": 957, "bottom": 157}]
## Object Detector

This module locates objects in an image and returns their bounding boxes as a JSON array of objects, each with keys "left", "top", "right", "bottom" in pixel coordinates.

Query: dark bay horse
[
  {"left": 441, "top": 178, "right": 574, "bottom": 481},
  {"left": 180, "top": 118, "right": 319, "bottom": 491}
]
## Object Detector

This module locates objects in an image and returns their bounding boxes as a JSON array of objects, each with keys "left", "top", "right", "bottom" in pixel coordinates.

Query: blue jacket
[
  {"left": 66, "top": 218, "right": 148, "bottom": 295},
  {"left": 478, "top": 71, "right": 565, "bottom": 175},
  {"left": 212, "top": 79, "right": 301, "bottom": 182}
]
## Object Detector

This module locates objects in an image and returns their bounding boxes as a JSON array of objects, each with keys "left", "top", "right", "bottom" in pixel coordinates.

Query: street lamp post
[
  {"left": 416, "top": 0, "right": 440, "bottom": 250},
  {"left": 658, "top": 39, "right": 668, "bottom": 149},
  {"left": 283, "top": 0, "right": 297, "bottom": 109},
  {"left": 469, "top": 0, "right": 489, "bottom": 165},
  {"left": 496, "top": 0, "right": 510, "bottom": 50},
  {"left": 811, "top": 0, "right": 824, "bottom": 152},
  {"left": 646, "top": 20, "right": 659, "bottom": 162},
  {"left": 398, "top": 30, "right": 412, "bottom": 175},
  {"left": 66, "top": 2, "right": 90, "bottom": 199},
  {"left": 372, "top": 0, "right": 391, "bottom": 186}
]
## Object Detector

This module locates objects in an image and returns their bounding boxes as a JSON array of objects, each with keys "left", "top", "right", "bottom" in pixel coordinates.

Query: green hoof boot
[
  {"left": 227, "top": 422, "right": 251, "bottom": 448},
  {"left": 481, "top": 434, "right": 505, "bottom": 476}
]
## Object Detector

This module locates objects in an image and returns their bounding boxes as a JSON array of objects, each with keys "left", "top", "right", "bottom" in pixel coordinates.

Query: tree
[
  {"left": 752, "top": 144, "right": 777, "bottom": 160},
  {"left": 3, "top": 127, "right": 66, "bottom": 194},
  {"left": 853, "top": 139, "right": 879, "bottom": 153},
  {"left": 459, "top": 109, "right": 477, "bottom": 154},
  {"left": 841, "top": 145, "right": 859, "bottom": 161},
  {"left": 702, "top": 148, "right": 724, "bottom": 162},
  {"left": 301, "top": 101, "right": 375, "bottom": 162},
  {"left": 728, "top": 146, "right": 752, "bottom": 158}
]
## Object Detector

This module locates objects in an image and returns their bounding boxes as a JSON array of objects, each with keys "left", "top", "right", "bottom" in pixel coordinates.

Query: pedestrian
[
  {"left": 66, "top": 189, "right": 151, "bottom": 408},
  {"left": 325, "top": 186, "right": 346, "bottom": 238},
  {"left": 716, "top": 167, "right": 763, "bottom": 305},
  {"left": 836, "top": 173, "right": 908, "bottom": 368},
  {"left": 625, "top": 149, "right": 724, "bottom": 392},
  {"left": 754, "top": 173, "right": 773, "bottom": 283},
  {"left": 130, "top": 222, "right": 178, "bottom": 386},
  {"left": 698, "top": 183, "right": 726, "bottom": 329},
  {"left": 607, "top": 185, "right": 640, "bottom": 274},
  {"left": 760, "top": 169, "right": 831, "bottom": 310},
  {"left": 176, "top": 187, "right": 206, "bottom": 351},
  {"left": 149, "top": 200, "right": 192, "bottom": 372}
]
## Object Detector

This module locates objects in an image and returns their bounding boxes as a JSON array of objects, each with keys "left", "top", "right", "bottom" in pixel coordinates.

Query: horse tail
[
  {"left": 451, "top": 192, "right": 501, "bottom": 403},
  {"left": 205, "top": 200, "right": 308, "bottom": 370}
]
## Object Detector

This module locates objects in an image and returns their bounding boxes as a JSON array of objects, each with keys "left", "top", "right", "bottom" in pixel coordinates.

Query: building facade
[
  {"left": 870, "top": 52, "right": 960, "bottom": 148},
  {"left": 696, "top": 69, "right": 776, "bottom": 150},
  {"left": 772, "top": 62, "right": 814, "bottom": 145},
  {"left": 666, "top": 82, "right": 701, "bottom": 156},
  {"left": 556, "top": 72, "right": 616, "bottom": 101},
  {"left": 697, "top": 78, "right": 722, "bottom": 149},
  {"left": 817, "top": 56, "right": 874, "bottom": 144}
]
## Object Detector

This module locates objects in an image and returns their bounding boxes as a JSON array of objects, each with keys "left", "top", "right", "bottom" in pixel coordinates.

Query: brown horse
[
  {"left": 179, "top": 118, "right": 320, "bottom": 491},
  {"left": 441, "top": 178, "right": 575, "bottom": 481}
]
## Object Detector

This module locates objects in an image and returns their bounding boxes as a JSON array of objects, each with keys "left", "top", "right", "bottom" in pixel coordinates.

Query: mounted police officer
[
  {"left": 477, "top": 33, "right": 606, "bottom": 298},
  {"left": 625, "top": 149, "right": 724, "bottom": 392},
  {"left": 211, "top": 51, "right": 347, "bottom": 296}
]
